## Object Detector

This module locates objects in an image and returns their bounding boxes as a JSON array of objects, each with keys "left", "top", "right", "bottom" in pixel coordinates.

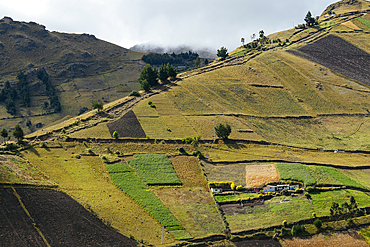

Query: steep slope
[{"left": 0, "top": 17, "right": 144, "bottom": 135}]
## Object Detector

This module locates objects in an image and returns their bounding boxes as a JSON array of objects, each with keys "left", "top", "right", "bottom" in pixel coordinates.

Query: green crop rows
[
  {"left": 106, "top": 163, "right": 183, "bottom": 230},
  {"left": 276, "top": 163, "right": 316, "bottom": 186},
  {"left": 128, "top": 154, "right": 182, "bottom": 186}
]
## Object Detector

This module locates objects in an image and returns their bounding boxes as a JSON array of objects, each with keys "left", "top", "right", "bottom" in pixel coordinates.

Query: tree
[
  {"left": 113, "top": 131, "right": 119, "bottom": 139},
  {"left": 217, "top": 47, "right": 228, "bottom": 60},
  {"left": 304, "top": 11, "right": 317, "bottom": 26},
  {"left": 313, "top": 219, "right": 322, "bottom": 229},
  {"left": 166, "top": 63, "right": 177, "bottom": 79},
  {"left": 141, "top": 79, "right": 151, "bottom": 92},
  {"left": 5, "top": 98, "right": 16, "bottom": 115},
  {"left": 1, "top": 128, "right": 8, "bottom": 144},
  {"left": 204, "top": 59, "right": 209, "bottom": 65},
  {"left": 158, "top": 64, "right": 168, "bottom": 82},
  {"left": 13, "top": 124, "right": 24, "bottom": 143},
  {"left": 194, "top": 56, "right": 200, "bottom": 69},
  {"left": 139, "top": 64, "right": 158, "bottom": 87},
  {"left": 92, "top": 100, "right": 103, "bottom": 112},
  {"left": 259, "top": 30, "right": 265, "bottom": 38},
  {"left": 214, "top": 123, "right": 231, "bottom": 140},
  {"left": 241, "top": 37, "right": 245, "bottom": 46}
]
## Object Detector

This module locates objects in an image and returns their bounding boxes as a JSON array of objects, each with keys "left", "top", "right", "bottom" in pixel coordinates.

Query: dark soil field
[
  {"left": 107, "top": 110, "right": 146, "bottom": 138},
  {"left": 288, "top": 35, "right": 370, "bottom": 86},
  {"left": 232, "top": 239, "right": 282, "bottom": 247},
  {"left": 0, "top": 187, "right": 137, "bottom": 246}
]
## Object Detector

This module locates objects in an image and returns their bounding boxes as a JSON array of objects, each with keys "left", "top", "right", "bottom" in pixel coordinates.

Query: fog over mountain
[{"left": 0, "top": 0, "right": 334, "bottom": 51}]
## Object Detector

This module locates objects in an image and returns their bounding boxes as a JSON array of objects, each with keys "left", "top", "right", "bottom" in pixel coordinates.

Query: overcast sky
[{"left": 0, "top": 0, "right": 335, "bottom": 51}]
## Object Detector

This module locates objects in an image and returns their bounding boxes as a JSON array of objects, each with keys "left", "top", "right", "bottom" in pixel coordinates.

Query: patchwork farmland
[{"left": 2, "top": 0, "right": 370, "bottom": 246}]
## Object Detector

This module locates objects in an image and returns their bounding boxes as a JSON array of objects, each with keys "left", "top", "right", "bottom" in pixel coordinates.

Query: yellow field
[{"left": 245, "top": 164, "right": 279, "bottom": 187}]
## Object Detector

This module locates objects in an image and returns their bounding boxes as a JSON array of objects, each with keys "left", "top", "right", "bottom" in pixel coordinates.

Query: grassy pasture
[
  {"left": 22, "top": 145, "right": 174, "bottom": 245},
  {"left": 201, "top": 143, "right": 370, "bottom": 167},
  {"left": 243, "top": 115, "right": 370, "bottom": 150},
  {"left": 127, "top": 154, "right": 182, "bottom": 186},
  {"left": 214, "top": 193, "right": 257, "bottom": 203},
  {"left": 319, "top": 166, "right": 367, "bottom": 189},
  {"left": 360, "top": 227, "right": 370, "bottom": 245},
  {"left": 311, "top": 190, "right": 370, "bottom": 217},
  {"left": 338, "top": 169, "right": 370, "bottom": 189},
  {"left": 185, "top": 115, "right": 263, "bottom": 140},
  {"left": 225, "top": 195, "right": 313, "bottom": 232},
  {"left": 305, "top": 165, "right": 342, "bottom": 185},
  {"left": 107, "top": 166, "right": 183, "bottom": 231}
]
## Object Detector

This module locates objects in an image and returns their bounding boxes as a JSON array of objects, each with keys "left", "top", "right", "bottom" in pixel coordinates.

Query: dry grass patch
[
  {"left": 202, "top": 162, "right": 246, "bottom": 187},
  {"left": 170, "top": 156, "right": 207, "bottom": 188},
  {"left": 69, "top": 122, "right": 112, "bottom": 139},
  {"left": 0, "top": 155, "right": 53, "bottom": 186},
  {"left": 151, "top": 187, "right": 224, "bottom": 238},
  {"left": 280, "top": 231, "right": 368, "bottom": 247},
  {"left": 245, "top": 164, "right": 279, "bottom": 187}
]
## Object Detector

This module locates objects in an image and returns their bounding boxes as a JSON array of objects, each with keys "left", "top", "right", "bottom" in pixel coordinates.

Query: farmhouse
[
  {"left": 263, "top": 185, "right": 276, "bottom": 193},
  {"left": 211, "top": 188, "right": 223, "bottom": 193}
]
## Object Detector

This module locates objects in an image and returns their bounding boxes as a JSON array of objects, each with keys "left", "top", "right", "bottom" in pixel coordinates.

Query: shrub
[
  {"left": 313, "top": 219, "right": 322, "bottom": 229},
  {"left": 295, "top": 188, "right": 303, "bottom": 194},
  {"left": 306, "top": 186, "right": 315, "bottom": 192},
  {"left": 166, "top": 128, "right": 171, "bottom": 132},
  {"left": 230, "top": 182, "right": 236, "bottom": 191},
  {"left": 147, "top": 101, "right": 152, "bottom": 105},
  {"left": 129, "top": 90, "right": 140, "bottom": 97},
  {"left": 283, "top": 220, "right": 288, "bottom": 227},
  {"left": 178, "top": 147, "right": 187, "bottom": 154},
  {"left": 291, "top": 224, "right": 305, "bottom": 236},
  {"left": 236, "top": 185, "right": 243, "bottom": 191},
  {"left": 113, "top": 131, "right": 119, "bottom": 139},
  {"left": 281, "top": 227, "right": 289, "bottom": 237},
  {"left": 305, "top": 192, "right": 312, "bottom": 200},
  {"left": 312, "top": 212, "right": 316, "bottom": 218}
]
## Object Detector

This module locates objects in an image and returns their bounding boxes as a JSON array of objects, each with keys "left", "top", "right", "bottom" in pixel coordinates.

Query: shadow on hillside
[
  {"left": 224, "top": 140, "right": 246, "bottom": 149},
  {"left": 26, "top": 146, "right": 40, "bottom": 157}
]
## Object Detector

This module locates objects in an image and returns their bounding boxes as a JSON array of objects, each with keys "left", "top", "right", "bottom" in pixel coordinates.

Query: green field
[
  {"left": 311, "top": 190, "right": 370, "bottom": 216},
  {"left": 319, "top": 166, "right": 366, "bottom": 189},
  {"left": 107, "top": 163, "right": 183, "bottom": 231},
  {"left": 275, "top": 163, "right": 316, "bottom": 185},
  {"left": 214, "top": 193, "right": 257, "bottom": 203},
  {"left": 225, "top": 195, "right": 313, "bottom": 232},
  {"left": 276, "top": 163, "right": 367, "bottom": 188},
  {"left": 127, "top": 154, "right": 182, "bottom": 186},
  {"left": 360, "top": 227, "right": 370, "bottom": 245}
]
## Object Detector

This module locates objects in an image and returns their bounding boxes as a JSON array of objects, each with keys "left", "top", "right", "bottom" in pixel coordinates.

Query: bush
[
  {"left": 113, "top": 131, "right": 119, "bottom": 139},
  {"left": 178, "top": 147, "right": 187, "bottom": 154},
  {"left": 306, "top": 186, "right": 315, "bottom": 192},
  {"left": 147, "top": 101, "right": 152, "bottom": 105},
  {"left": 283, "top": 220, "right": 288, "bottom": 227},
  {"left": 281, "top": 227, "right": 289, "bottom": 237},
  {"left": 305, "top": 192, "right": 312, "bottom": 200},
  {"left": 236, "top": 185, "right": 243, "bottom": 191},
  {"left": 295, "top": 188, "right": 303, "bottom": 194},
  {"left": 291, "top": 224, "right": 305, "bottom": 236},
  {"left": 313, "top": 219, "right": 322, "bottom": 229},
  {"left": 312, "top": 212, "right": 316, "bottom": 218},
  {"left": 129, "top": 90, "right": 140, "bottom": 97}
]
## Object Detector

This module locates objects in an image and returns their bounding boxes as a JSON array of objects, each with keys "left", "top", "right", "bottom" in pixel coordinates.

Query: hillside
[
  {"left": 3, "top": 0, "right": 370, "bottom": 246},
  {"left": 0, "top": 17, "right": 144, "bottom": 135}
]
